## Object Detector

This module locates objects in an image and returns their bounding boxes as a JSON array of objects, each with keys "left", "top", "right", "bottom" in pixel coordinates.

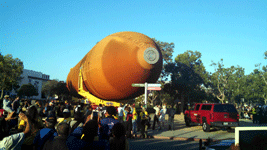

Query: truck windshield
[{"left": 213, "top": 104, "right": 237, "bottom": 113}]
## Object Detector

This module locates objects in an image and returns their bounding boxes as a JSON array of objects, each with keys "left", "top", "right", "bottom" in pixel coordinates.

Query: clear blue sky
[{"left": 1, "top": 0, "right": 266, "bottom": 81}]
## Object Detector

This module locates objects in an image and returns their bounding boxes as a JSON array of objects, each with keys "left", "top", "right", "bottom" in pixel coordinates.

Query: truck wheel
[
  {"left": 185, "top": 117, "right": 191, "bottom": 127},
  {"left": 202, "top": 121, "right": 210, "bottom": 132}
]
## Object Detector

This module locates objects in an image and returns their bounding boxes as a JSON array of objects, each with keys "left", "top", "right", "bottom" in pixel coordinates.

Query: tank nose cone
[{"left": 144, "top": 47, "right": 160, "bottom": 65}]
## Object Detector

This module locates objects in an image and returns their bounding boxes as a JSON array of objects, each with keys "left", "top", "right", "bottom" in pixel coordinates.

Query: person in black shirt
[
  {"left": 43, "top": 123, "right": 69, "bottom": 150},
  {"left": 125, "top": 107, "right": 133, "bottom": 138}
]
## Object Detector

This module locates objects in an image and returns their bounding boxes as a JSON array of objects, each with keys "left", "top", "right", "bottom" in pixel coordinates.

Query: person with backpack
[
  {"left": 69, "top": 112, "right": 84, "bottom": 135},
  {"left": 33, "top": 114, "right": 58, "bottom": 150},
  {"left": 58, "top": 109, "right": 72, "bottom": 125},
  {"left": 43, "top": 123, "right": 69, "bottom": 150},
  {"left": 100, "top": 106, "right": 119, "bottom": 140}
]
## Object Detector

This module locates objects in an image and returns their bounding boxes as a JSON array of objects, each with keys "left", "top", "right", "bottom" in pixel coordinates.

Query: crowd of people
[
  {"left": 0, "top": 95, "right": 177, "bottom": 150},
  {"left": 236, "top": 104, "right": 267, "bottom": 124}
]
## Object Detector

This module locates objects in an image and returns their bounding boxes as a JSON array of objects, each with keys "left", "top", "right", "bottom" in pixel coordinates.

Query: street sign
[
  {"left": 147, "top": 83, "right": 161, "bottom": 87},
  {"left": 132, "top": 83, "right": 145, "bottom": 87},
  {"left": 148, "top": 87, "right": 161, "bottom": 90}
]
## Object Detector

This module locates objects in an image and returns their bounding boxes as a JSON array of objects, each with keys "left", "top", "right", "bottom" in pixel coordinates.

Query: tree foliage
[
  {"left": 0, "top": 54, "right": 23, "bottom": 99},
  {"left": 54, "top": 81, "right": 70, "bottom": 100},
  {"left": 42, "top": 80, "right": 58, "bottom": 99},
  {"left": 42, "top": 80, "right": 70, "bottom": 100},
  {"left": 164, "top": 50, "right": 208, "bottom": 106},
  {"left": 210, "top": 59, "right": 246, "bottom": 104},
  {"left": 152, "top": 38, "right": 174, "bottom": 81},
  {"left": 17, "top": 83, "right": 38, "bottom": 98}
]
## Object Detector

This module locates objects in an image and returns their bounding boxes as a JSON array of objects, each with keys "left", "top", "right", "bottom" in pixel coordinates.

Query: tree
[
  {"left": 226, "top": 66, "right": 245, "bottom": 104},
  {"left": 165, "top": 50, "right": 208, "bottom": 109},
  {"left": 252, "top": 51, "right": 267, "bottom": 104},
  {"left": 17, "top": 83, "right": 38, "bottom": 98},
  {"left": 152, "top": 38, "right": 174, "bottom": 81},
  {"left": 54, "top": 81, "right": 70, "bottom": 101},
  {"left": 0, "top": 54, "right": 23, "bottom": 99},
  {"left": 42, "top": 80, "right": 58, "bottom": 100},
  {"left": 210, "top": 59, "right": 231, "bottom": 104}
]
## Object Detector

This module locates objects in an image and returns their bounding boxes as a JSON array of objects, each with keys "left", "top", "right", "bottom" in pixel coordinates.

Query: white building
[{"left": 11, "top": 69, "right": 50, "bottom": 99}]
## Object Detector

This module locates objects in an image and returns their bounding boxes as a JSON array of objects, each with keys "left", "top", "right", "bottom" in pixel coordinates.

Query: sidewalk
[{"left": 139, "top": 114, "right": 265, "bottom": 142}]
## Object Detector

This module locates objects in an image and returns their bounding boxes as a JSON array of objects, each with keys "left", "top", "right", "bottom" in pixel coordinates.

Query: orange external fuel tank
[{"left": 66, "top": 31, "right": 163, "bottom": 101}]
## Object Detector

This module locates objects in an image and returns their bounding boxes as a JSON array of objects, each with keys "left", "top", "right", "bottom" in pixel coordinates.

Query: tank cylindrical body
[{"left": 66, "top": 31, "right": 162, "bottom": 101}]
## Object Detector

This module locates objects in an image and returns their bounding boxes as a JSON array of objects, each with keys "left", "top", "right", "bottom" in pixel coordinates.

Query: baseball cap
[
  {"left": 46, "top": 114, "right": 57, "bottom": 123},
  {"left": 4, "top": 95, "right": 9, "bottom": 98},
  {"left": 63, "top": 109, "right": 70, "bottom": 113}
]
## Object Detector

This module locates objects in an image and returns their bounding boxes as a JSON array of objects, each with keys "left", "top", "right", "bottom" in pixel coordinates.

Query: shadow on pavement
[{"left": 129, "top": 138, "right": 200, "bottom": 150}]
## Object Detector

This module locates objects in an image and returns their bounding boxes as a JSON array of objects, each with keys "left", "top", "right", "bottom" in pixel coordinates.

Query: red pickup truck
[{"left": 184, "top": 103, "right": 239, "bottom": 132}]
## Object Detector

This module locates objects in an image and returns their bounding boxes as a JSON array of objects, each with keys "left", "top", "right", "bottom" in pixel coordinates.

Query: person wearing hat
[
  {"left": 3, "top": 95, "right": 13, "bottom": 114},
  {"left": 58, "top": 109, "right": 72, "bottom": 125},
  {"left": 66, "top": 120, "right": 109, "bottom": 150},
  {"left": 131, "top": 103, "right": 138, "bottom": 138},
  {"left": 33, "top": 114, "right": 58, "bottom": 150},
  {"left": 100, "top": 106, "right": 119, "bottom": 140},
  {"left": 42, "top": 123, "right": 69, "bottom": 150}
]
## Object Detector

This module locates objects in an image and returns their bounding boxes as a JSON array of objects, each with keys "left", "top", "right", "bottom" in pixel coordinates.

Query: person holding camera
[
  {"left": 152, "top": 104, "right": 161, "bottom": 130},
  {"left": 140, "top": 105, "right": 149, "bottom": 138}
]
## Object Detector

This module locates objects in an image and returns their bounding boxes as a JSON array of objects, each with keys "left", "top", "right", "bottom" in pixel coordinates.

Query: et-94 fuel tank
[{"left": 66, "top": 31, "right": 162, "bottom": 101}]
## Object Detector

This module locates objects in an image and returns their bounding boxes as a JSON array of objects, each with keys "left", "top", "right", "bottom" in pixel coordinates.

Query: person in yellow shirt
[
  {"left": 131, "top": 103, "right": 138, "bottom": 138},
  {"left": 139, "top": 105, "right": 148, "bottom": 138}
]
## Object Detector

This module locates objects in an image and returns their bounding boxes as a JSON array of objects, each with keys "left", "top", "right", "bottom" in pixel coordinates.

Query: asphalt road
[
  {"left": 144, "top": 114, "right": 264, "bottom": 141},
  {"left": 128, "top": 138, "right": 201, "bottom": 150}
]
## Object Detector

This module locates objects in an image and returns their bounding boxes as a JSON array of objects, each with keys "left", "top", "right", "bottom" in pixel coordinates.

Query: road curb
[{"left": 142, "top": 134, "right": 233, "bottom": 143}]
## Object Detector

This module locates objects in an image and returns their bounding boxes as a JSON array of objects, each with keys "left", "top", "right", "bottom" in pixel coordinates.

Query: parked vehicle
[{"left": 184, "top": 103, "right": 239, "bottom": 132}]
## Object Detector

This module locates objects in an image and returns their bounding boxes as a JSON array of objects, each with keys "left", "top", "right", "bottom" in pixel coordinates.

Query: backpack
[{"left": 69, "top": 120, "right": 82, "bottom": 135}]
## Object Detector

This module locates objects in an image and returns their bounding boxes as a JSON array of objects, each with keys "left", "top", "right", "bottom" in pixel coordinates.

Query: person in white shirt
[
  {"left": 3, "top": 95, "right": 13, "bottom": 114},
  {"left": 159, "top": 105, "right": 167, "bottom": 130},
  {"left": 117, "top": 103, "right": 124, "bottom": 123},
  {"left": 96, "top": 104, "right": 103, "bottom": 119},
  {"left": 0, "top": 112, "right": 30, "bottom": 150},
  {"left": 152, "top": 105, "right": 161, "bottom": 130}
]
